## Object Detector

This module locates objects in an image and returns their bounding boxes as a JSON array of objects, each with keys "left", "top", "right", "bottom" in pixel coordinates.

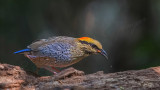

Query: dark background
[{"left": 0, "top": 0, "right": 160, "bottom": 75}]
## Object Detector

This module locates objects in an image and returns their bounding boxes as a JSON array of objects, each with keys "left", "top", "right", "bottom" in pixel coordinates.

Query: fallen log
[{"left": 0, "top": 63, "right": 160, "bottom": 90}]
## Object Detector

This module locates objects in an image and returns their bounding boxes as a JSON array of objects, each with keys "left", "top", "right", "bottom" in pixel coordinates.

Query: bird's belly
[
  {"left": 25, "top": 54, "right": 85, "bottom": 68},
  {"left": 25, "top": 55, "right": 56, "bottom": 68},
  {"left": 54, "top": 56, "right": 85, "bottom": 68},
  {"left": 53, "top": 60, "right": 75, "bottom": 67}
]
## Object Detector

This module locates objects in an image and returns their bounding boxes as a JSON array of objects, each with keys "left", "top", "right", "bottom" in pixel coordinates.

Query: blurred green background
[{"left": 0, "top": 0, "right": 160, "bottom": 75}]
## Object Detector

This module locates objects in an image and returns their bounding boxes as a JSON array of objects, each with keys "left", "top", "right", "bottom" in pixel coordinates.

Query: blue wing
[{"left": 38, "top": 42, "right": 72, "bottom": 61}]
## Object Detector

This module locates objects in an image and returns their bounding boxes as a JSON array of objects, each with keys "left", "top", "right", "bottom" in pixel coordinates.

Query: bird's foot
[
  {"left": 43, "top": 66, "right": 59, "bottom": 75},
  {"left": 54, "top": 67, "right": 84, "bottom": 80}
]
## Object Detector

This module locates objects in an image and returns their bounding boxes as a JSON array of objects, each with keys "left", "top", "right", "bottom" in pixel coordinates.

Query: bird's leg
[
  {"left": 43, "top": 66, "right": 58, "bottom": 75},
  {"left": 51, "top": 66, "right": 60, "bottom": 73},
  {"left": 35, "top": 67, "right": 40, "bottom": 75}
]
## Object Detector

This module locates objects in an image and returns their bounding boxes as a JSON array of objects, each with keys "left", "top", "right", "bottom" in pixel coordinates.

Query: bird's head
[{"left": 77, "top": 37, "right": 108, "bottom": 59}]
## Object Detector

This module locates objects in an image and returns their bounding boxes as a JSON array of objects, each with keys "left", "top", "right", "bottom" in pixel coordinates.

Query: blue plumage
[
  {"left": 38, "top": 42, "right": 72, "bottom": 61},
  {"left": 14, "top": 48, "right": 31, "bottom": 54}
]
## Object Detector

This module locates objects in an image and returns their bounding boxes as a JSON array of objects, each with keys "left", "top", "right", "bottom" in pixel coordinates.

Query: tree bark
[{"left": 0, "top": 63, "right": 160, "bottom": 90}]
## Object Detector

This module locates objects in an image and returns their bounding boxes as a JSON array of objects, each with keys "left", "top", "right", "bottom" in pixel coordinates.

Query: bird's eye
[
  {"left": 92, "top": 44, "right": 97, "bottom": 48},
  {"left": 91, "top": 44, "right": 99, "bottom": 49}
]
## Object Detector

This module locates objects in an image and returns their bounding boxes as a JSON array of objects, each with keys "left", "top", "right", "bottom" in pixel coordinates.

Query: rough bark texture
[{"left": 0, "top": 63, "right": 160, "bottom": 90}]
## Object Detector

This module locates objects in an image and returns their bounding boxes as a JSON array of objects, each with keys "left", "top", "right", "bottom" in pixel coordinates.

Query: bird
[{"left": 14, "top": 36, "right": 108, "bottom": 74}]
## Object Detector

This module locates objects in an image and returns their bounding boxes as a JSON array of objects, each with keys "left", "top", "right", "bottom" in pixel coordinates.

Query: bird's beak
[{"left": 98, "top": 49, "right": 108, "bottom": 59}]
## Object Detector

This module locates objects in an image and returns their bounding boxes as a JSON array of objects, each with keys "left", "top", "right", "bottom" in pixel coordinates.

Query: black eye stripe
[
  {"left": 91, "top": 44, "right": 97, "bottom": 48},
  {"left": 79, "top": 41, "right": 99, "bottom": 50}
]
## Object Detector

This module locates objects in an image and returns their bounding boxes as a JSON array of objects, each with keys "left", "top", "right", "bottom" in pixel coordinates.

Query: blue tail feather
[{"left": 14, "top": 48, "right": 31, "bottom": 54}]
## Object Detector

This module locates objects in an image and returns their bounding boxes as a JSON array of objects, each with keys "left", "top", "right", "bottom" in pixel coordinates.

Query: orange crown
[
  {"left": 78, "top": 37, "right": 102, "bottom": 49},
  {"left": 78, "top": 37, "right": 93, "bottom": 42}
]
